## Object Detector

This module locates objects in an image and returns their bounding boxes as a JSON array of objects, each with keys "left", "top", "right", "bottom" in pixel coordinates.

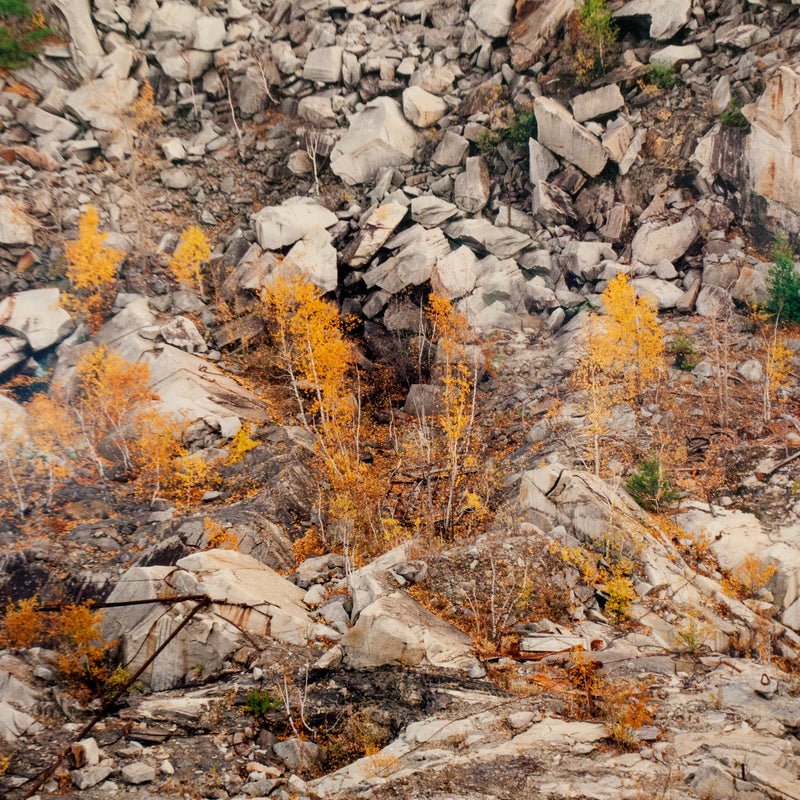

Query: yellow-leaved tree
[
  {"left": 64, "top": 206, "right": 124, "bottom": 331},
  {"left": 600, "top": 272, "right": 664, "bottom": 402},
  {"left": 261, "top": 276, "right": 396, "bottom": 559},
  {"left": 427, "top": 294, "right": 481, "bottom": 535},
  {"left": 575, "top": 273, "right": 664, "bottom": 474},
  {"left": 169, "top": 226, "right": 211, "bottom": 298}
]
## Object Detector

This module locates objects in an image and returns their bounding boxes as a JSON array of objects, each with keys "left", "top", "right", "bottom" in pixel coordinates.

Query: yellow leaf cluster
[
  {"left": 63, "top": 206, "right": 123, "bottom": 330},
  {"left": 65, "top": 206, "right": 122, "bottom": 291},
  {"left": 169, "top": 226, "right": 211, "bottom": 294},
  {"left": 574, "top": 274, "right": 664, "bottom": 473}
]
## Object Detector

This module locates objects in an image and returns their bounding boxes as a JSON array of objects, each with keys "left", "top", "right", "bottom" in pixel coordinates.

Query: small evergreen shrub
[
  {"left": 242, "top": 688, "right": 281, "bottom": 720},
  {"left": 670, "top": 333, "right": 700, "bottom": 370},
  {"left": 645, "top": 64, "right": 676, "bottom": 90},
  {"left": 625, "top": 457, "right": 679, "bottom": 512},
  {"left": 767, "top": 233, "right": 800, "bottom": 322},
  {"left": 719, "top": 98, "right": 749, "bottom": 128}
]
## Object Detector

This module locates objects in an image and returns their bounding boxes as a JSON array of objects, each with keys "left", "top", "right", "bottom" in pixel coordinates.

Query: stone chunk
[
  {"left": 150, "top": 0, "right": 200, "bottom": 39},
  {"left": 297, "top": 95, "right": 337, "bottom": 128},
  {"left": 454, "top": 156, "right": 491, "bottom": 214},
  {"left": 534, "top": 97, "right": 607, "bottom": 177},
  {"left": 571, "top": 84, "right": 624, "bottom": 123},
  {"left": 509, "top": 0, "right": 576, "bottom": 71},
  {"left": 433, "top": 245, "right": 479, "bottom": 299},
  {"left": 0, "top": 197, "right": 34, "bottom": 245},
  {"left": 330, "top": 97, "right": 420, "bottom": 186},
  {"left": 614, "top": 0, "right": 691, "bottom": 40},
  {"left": 274, "top": 738, "right": 324, "bottom": 773},
  {"left": 253, "top": 198, "right": 337, "bottom": 250},
  {"left": 275, "top": 227, "right": 338, "bottom": 293},
  {"left": 631, "top": 217, "right": 698, "bottom": 266},
  {"left": 411, "top": 196, "right": 460, "bottom": 227},
  {"left": 602, "top": 118, "right": 634, "bottom": 163},
  {"left": 469, "top": 0, "right": 515, "bottom": 38},
  {"left": 0, "top": 288, "right": 73, "bottom": 352},
  {"left": 122, "top": 762, "right": 156, "bottom": 784},
  {"left": 650, "top": 44, "right": 702, "bottom": 67},
  {"left": 402, "top": 85, "right": 447, "bottom": 128},
  {"left": 343, "top": 202, "right": 408, "bottom": 267},
  {"left": 159, "top": 316, "right": 207, "bottom": 354},
  {"left": 529, "top": 138, "right": 559, "bottom": 184},
  {"left": 432, "top": 130, "right": 469, "bottom": 167},
  {"left": 629, "top": 277, "right": 685, "bottom": 309},
  {"left": 303, "top": 46, "right": 343, "bottom": 83},
  {"left": 0, "top": 701, "right": 42, "bottom": 742},
  {"left": 445, "top": 218, "right": 532, "bottom": 258},
  {"left": 191, "top": 15, "right": 226, "bottom": 51},
  {"left": 71, "top": 762, "right": 113, "bottom": 790}
]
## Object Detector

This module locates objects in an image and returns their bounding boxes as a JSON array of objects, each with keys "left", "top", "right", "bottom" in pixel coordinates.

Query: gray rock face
[
  {"left": 52, "top": 0, "right": 104, "bottom": 77},
  {"left": 402, "top": 86, "right": 447, "bottom": 128},
  {"left": 629, "top": 277, "right": 685, "bottom": 310},
  {"left": 341, "top": 590, "right": 477, "bottom": 670},
  {"left": 150, "top": 0, "right": 200, "bottom": 39},
  {"left": 303, "top": 46, "right": 344, "bottom": 83},
  {"left": 534, "top": 97, "right": 608, "bottom": 177},
  {"left": 433, "top": 245, "right": 479, "bottom": 299},
  {"left": 433, "top": 130, "right": 469, "bottom": 167},
  {"left": 695, "top": 284, "right": 734, "bottom": 318},
  {"left": 649, "top": 44, "right": 702, "bottom": 67},
  {"left": 509, "top": 0, "right": 576, "bottom": 71},
  {"left": 101, "top": 550, "right": 312, "bottom": 691},
  {"left": 0, "top": 288, "right": 73, "bottom": 353},
  {"left": 330, "top": 97, "right": 420, "bottom": 185},
  {"left": 571, "top": 84, "right": 624, "bottom": 123},
  {"left": 0, "top": 197, "right": 34, "bottom": 245},
  {"left": 454, "top": 156, "right": 491, "bottom": 213},
  {"left": 275, "top": 227, "right": 338, "bottom": 293},
  {"left": 614, "top": 0, "right": 691, "bottom": 40},
  {"left": 529, "top": 138, "right": 559, "bottom": 184},
  {"left": 745, "top": 67, "right": 800, "bottom": 229},
  {"left": 343, "top": 202, "right": 407, "bottom": 267},
  {"left": 631, "top": 218, "right": 699, "bottom": 266},
  {"left": 253, "top": 198, "right": 338, "bottom": 250},
  {"left": 468, "top": 0, "right": 515, "bottom": 38}
]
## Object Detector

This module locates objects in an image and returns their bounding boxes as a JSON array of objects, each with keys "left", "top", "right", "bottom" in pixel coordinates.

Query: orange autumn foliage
[
  {"left": 63, "top": 206, "right": 123, "bottom": 331},
  {"left": 169, "top": 226, "right": 211, "bottom": 296}
]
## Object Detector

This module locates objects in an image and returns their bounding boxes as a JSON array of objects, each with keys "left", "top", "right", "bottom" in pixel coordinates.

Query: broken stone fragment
[{"left": 534, "top": 97, "right": 608, "bottom": 177}]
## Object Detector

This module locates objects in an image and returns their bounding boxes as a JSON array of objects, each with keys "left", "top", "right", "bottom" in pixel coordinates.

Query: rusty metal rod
[{"left": 22, "top": 595, "right": 212, "bottom": 800}]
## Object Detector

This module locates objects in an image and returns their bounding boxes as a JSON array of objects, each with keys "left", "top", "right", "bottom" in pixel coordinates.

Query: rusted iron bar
[{"left": 22, "top": 595, "right": 212, "bottom": 800}]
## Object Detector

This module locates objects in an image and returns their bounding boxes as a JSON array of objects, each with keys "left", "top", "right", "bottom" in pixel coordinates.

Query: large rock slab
[
  {"left": 445, "top": 218, "right": 532, "bottom": 258},
  {"left": 0, "top": 288, "right": 73, "bottom": 352},
  {"left": 676, "top": 505, "right": 771, "bottom": 573},
  {"left": 614, "top": 0, "right": 691, "bottom": 40},
  {"left": 469, "top": 0, "right": 515, "bottom": 38},
  {"left": 534, "top": 97, "right": 607, "bottom": 177},
  {"left": 631, "top": 217, "right": 699, "bottom": 266},
  {"left": 364, "top": 226, "right": 450, "bottom": 293},
  {"left": 342, "top": 202, "right": 408, "bottom": 267},
  {"left": 0, "top": 197, "right": 34, "bottom": 245},
  {"left": 273, "top": 227, "right": 337, "bottom": 293},
  {"left": 253, "top": 198, "right": 338, "bottom": 250},
  {"left": 330, "top": 97, "right": 421, "bottom": 185},
  {"left": 79, "top": 299, "right": 270, "bottom": 425},
  {"left": 340, "top": 591, "right": 477, "bottom": 671},
  {"left": 454, "top": 156, "right": 491, "bottom": 213},
  {"left": 52, "top": 0, "right": 104, "bottom": 77},
  {"left": 509, "top": 0, "right": 577, "bottom": 71},
  {"left": 745, "top": 67, "right": 800, "bottom": 228},
  {"left": 303, "top": 46, "right": 344, "bottom": 83},
  {"left": 402, "top": 86, "right": 447, "bottom": 128},
  {"left": 571, "top": 84, "right": 624, "bottom": 123},
  {"left": 433, "top": 245, "right": 479, "bottom": 299},
  {"left": 101, "top": 550, "right": 312, "bottom": 690}
]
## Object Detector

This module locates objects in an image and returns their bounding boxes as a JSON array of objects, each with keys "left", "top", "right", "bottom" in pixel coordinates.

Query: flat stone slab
[{"left": 0, "top": 288, "right": 73, "bottom": 352}]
